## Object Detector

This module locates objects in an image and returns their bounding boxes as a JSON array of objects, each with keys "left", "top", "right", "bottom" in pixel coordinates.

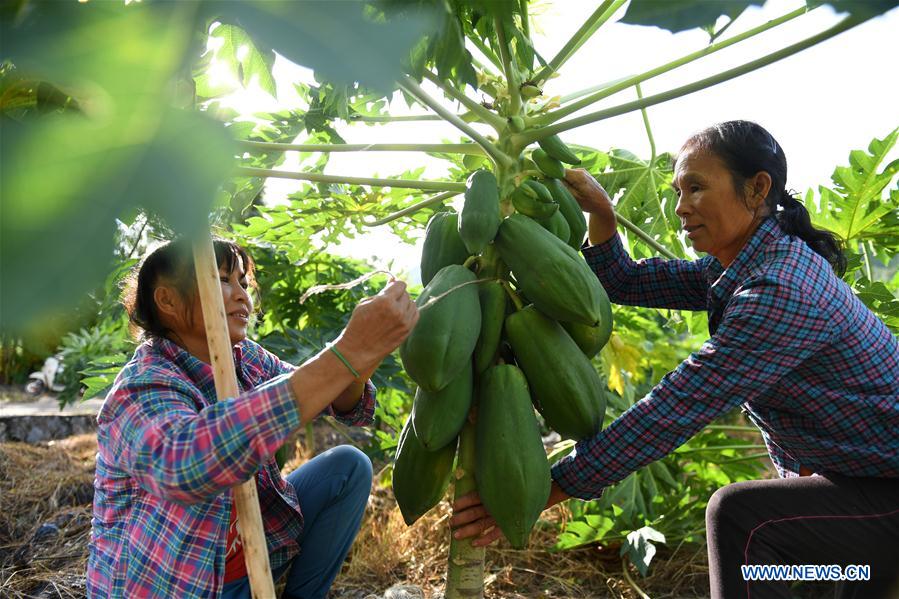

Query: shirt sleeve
[
  {"left": 101, "top": 368, "right": 301, "bottom": 505},
  {"left": 583, "top": 233, "right": 712, "bottom": 311},
  {"left": 551, "top": 272, "right": 834, "bottom": 499}
]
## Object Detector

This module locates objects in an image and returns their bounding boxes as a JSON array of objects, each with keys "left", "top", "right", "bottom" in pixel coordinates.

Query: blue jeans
[{"left": 221, "top": 445, "right": 373, "bottom": 599}]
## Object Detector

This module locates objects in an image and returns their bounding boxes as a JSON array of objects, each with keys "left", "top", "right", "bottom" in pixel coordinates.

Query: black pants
[{"left": 706, "top": 473, "right": 899, "bottom": 599}]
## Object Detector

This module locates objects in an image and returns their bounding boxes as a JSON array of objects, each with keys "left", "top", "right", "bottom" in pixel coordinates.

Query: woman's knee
[
  {"left": 706, "top": 481, "right": 756, "bottom": 532},
  {"left": 326, "top": 445, "right": 373, "bottom": 491}
]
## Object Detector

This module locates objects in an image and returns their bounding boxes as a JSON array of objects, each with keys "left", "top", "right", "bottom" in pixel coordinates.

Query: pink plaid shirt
[{"left": 87, "top": 336, "right": 375, "bottom": 597}]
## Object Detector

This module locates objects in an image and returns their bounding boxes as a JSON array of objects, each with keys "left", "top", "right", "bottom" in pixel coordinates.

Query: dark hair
[
  {"left": 682, "top": 120, "right": 846, "bottom": 276},
  {"left": 122, "top": 238, "right": 257, "bottom": 341}
]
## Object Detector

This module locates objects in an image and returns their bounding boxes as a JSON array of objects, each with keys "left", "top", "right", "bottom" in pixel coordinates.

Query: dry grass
[{"left": 0, "top": 435, "right": 713, "bottom": 598}]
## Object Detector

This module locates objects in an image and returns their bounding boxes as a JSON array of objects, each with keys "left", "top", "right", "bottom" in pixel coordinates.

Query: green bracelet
[{"left": 328, "top": 343, "right": 360, "bottom": 378}]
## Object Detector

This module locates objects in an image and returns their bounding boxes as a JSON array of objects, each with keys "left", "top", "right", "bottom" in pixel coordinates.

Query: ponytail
[
  {"left": 776, "top": 190, "right": 846, "bottom": 276},
  {"left": 683, "top": 120, "right": 846, "bottom": 276}
]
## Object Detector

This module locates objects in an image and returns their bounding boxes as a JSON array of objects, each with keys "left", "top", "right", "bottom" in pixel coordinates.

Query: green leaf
[
  {"left": 195, "top": 24, "right": 277, "bottom": 99},
  {"left": 596, "top": 149, "right": 686, "bottom": 258},
  {"left": 809, "top": 127, "right": 899, "bottom": 242},
  {"left": 621, "top": 526, "right": 666, "bottom": 576},
  {"left": 621, "top": 1, "right": 763, "bottom": 33},
  {"left": 207, "top": 1, "right": 441, "bottom": 95}
]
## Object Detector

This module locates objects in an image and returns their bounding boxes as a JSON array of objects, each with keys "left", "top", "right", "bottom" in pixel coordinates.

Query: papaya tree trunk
[{"left": 445, "top": 417, "right": 485, "bottom": 598}]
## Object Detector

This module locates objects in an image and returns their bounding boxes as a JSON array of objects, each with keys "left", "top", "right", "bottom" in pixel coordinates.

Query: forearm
[
  {"left": 288, "top": 346, "right": 367, "bottom": 426},
  {"left": 587, "top": 211, "right": 617, "bottom": 246}
]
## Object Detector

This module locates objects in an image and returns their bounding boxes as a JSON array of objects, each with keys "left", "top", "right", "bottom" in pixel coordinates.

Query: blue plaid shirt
[{"left": 551, "top": 217, "right": 899, "bottom": 500}]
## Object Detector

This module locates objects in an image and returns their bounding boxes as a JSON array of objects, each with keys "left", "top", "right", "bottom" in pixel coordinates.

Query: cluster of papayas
[{"left": 393, "top": 133, "right": 614, "bottom": 548}]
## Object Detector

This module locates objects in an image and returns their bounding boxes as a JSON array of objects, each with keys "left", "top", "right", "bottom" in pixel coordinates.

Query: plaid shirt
[
  {"left": 552, "top": 217, "right": 899, "bottom": 500},
  {"left": 87, "top": 337, "right": 375, "bottom": 598}
]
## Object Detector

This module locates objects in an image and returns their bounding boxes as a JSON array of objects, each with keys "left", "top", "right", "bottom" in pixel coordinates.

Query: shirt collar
[
  {"left": 148, "top": 336, "right": 247, "bottom": 397},
  {"left": 706, "top": 216, "right": 782, "bottom": 305}
]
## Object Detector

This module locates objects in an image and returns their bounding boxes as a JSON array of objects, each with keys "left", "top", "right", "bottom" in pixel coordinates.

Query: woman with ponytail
[{"left": 453, "top": 121, "right": 898, "bottom": 598}]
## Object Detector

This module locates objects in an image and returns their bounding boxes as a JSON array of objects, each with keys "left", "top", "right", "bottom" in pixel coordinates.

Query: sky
[{"left": 215, "top": 0, "right": 899, "bottom": 285}]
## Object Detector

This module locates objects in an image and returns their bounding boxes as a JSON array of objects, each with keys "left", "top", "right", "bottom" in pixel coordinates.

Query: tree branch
[
  {"left": 238, "top": 141, "right": 486, "bottom": 155},
  {"left": 398, "top": 76, "right": 513, "bottom": 168},
  {"left": 533, "top": 0, "right": 624, "bottom": 85},
  {"left": 235, "top": 166, "right": 467, "bottom": 192},
  {"left": 525, "top": 13, "right": 868, "bottom": 141},
  {"left": 421, "top": 70, "right": 505, "bottom": 129},
  {"left": 362, "top": 191, "right": 460, "bottom": 226},
  {"left": 540, "top": 6, "right": 808, "bottom": 124}
]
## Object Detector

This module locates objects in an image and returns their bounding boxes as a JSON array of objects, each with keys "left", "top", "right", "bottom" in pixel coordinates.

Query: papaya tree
[{"left": 3, "top": 1, "right": 898, "bottom": 597}]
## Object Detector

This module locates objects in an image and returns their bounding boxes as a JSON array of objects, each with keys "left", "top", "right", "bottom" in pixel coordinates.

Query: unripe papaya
[
  {"left": 459, "top": 170, "right": 501, "bottom": 255},
  {"left": 412, "top": 363, "right": 472, "bottom": 451},
  {"left": 420, "top": 212, "right": 469, "bottom": 286},
  {"left": 475, "top": 364, "right": 551, "bottom": 549},
  {"left": 519, "top": 82, "right": 542, "bottom": 98},
  {"left": 542, "top": 178, "right": 587, "bottom": 250},
  {"left": 561, "top": 297, "right": 613, "bottom": 359},
  {"left": 510, "top": 184, "right": 558, "bottom": 220},
  {"left": 532, "top": 148, "right": 566, "bottom": 179},
  {"left": 508, "top": 116, "right": 525, "bottom": 132},
  {"left": 494, "top": 214, "right": 606, "bottom": 326},
  {"left": 537, "top": 133, "right": 581, "bottom": 165},
  {"left": 540, "top": 210, "right": 570, "bottom": 243},
  {"left": 400, "top": 264, "right": 481, "bottom": 392},
  {"left": 506, "top": 305, "right": 607, "bottom": 440},
  {"left": 522, "top": 179, "right": 553, "bottom": 203},
  {"left": 472, "top": 280, "right": 507, "bottom": 374},
  {"left": 393, "top": 415, "right": 457, "bottom": 525}
]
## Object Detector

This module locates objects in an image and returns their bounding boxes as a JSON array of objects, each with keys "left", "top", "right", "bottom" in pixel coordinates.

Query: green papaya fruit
[
  {"left": 420, "top": 212, "right": 469, "bottom": 286},
  {"left": 494, "top": 214, "right": 606, "bottom": 326},
  {"left": 519, "top": 82, "right": 542, "bottom": 98},
  {"left": 506, "top": 305, "right": 607, "bottom": 440},
  {"left": 542, "top": 178, "right": 587, "bottom": 250},
  {"left": 475, "top": 364, "right": 551, "bottom": 549},
  {"left": 532, "top": 148, "right": 566, "bottom": 179},
  {"left": 510, "top": 184, "right": 558, "bottom": 220},
  {"left": 537, "top": 133, "right": 581, "bottom": 165},
  {"left": 508, "top": 116, "right": 525, "bottom": 132},
  {"left": 540, "top": 210, "right": 571, "bottom": 243},
  {"left": 393, "top": 415, "right": 457, "bottom": 525},
  {"left": 561, "top": 298, "right": 613, "bottom": 359},
  {"left": 522, "top": 179, "right": 554, "bottom": 203},
  {"left": 472, "top": 280, "right": 507, "bottom": 374},
  {"left": 459, "top": 170, "right": 501, "bottom": 255},
  {"left": 400, "top": 265, "right": 481, "bottom": 392},
  {"left": 412, "top": 363, "right": 472, "bottom": 451}
]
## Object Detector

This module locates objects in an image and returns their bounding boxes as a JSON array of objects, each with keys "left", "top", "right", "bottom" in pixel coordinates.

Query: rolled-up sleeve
[{"left": 551, "top": 274, "right": 834, "bottom": 499}]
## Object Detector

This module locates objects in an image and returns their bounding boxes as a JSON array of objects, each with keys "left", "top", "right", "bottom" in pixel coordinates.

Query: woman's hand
[
  {"left": 564, "top": 169, "right": 617, "bottom": 245},
  {"left": 450, "top": 483, "right": 571, "bottom": 548},
  {"left": 334, "top": 278, "right": 419, "bottom": 375}
]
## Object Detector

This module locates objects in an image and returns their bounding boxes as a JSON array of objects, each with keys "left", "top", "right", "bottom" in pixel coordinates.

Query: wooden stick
[{"left": 193, "top": 235, "right": 275, "bottom": 598}]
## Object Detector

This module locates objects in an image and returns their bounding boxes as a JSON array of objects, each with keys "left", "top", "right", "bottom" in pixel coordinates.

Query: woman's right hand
[
  {"left": 564, "top": 168, "right": 617, "bottom": 245},
  {"left": 334, "top": 278, "right": 419, "bottom": 374}
]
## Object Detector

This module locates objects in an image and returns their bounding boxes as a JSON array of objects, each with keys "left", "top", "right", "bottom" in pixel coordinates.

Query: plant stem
[
  {"left": 541, "top": 6, "right": 808, "bottom": 125},
  {"left": 467, "top": 33, "right": 504, "bottom": 73},
  {"left": 348, "top": 114, "right": 445, "bottom": 122},
  {"left": 705, "top": 425, "right": 760, "bottom": 433},
  {"left": 533, "top": 0, "right": 624, "bottom": 84},
  {"left": 238, "top": 140, "right": 486, "bottom": 155},
  {"left": 709, "top": 16, "right": 737, "bottom": 44},
  {"left": 636, "top": 83, "right": 656, "bottom": 163},
  {"left": 559, "top": 75, "right": 631, "bottom": 105},
  {"left": 361, "top": 191, "right": 460, "bottom": 227},
  {"left": 527, "top": 13, "right": 868, "bottom": 140},
  {"left": 675, "top": 444, "right": 767, "bottom": 454},
  {"left": 235, "top": 166, "right": 467, "bottom": 192},
  {"left": 518, "top": 0, "right": 530, "bottom": 38},
  {"left": 718, "top": 452, "right": 770, "bottom": 465},
  {"left": 500, "top": 280, "right": 525, "bottom": 310},
  {"left": 422, "top": 70, "right": 505, "bottom": 129},
  {"left": 494, "top": 15, "right": 521, "bottom": 116},
  {"left": 621, "top": 558, "right": 651, "bottom": 599},
  {"left": 398, "top": 76, "right": 513, "bottom": 168},
  {"left": 445, "top": 418, "right": 485, "bottom": 599},
  {"left": 861, "top": 241, "right": 874, "bottom": 280},
  {"left": 616, "top": 214, "right": 678, "bottom": 260}
]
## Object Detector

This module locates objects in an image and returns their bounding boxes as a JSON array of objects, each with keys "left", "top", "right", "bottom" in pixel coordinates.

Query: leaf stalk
[{"left": 235, "top": 166, "right": 466, "bottom": 192}]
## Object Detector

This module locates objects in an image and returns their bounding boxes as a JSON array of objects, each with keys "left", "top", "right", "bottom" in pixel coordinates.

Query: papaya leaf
[
  {"left": 621, "top": 526, "right": 666, "bottom": 577},
  {"left": 207, "top": 1, "right": 440, "bottom": 95},
  {"left": 621, "top": 0, "right": 763, "bottom": 33},
  {"left": 595, "top": 149, "right": 686, "bottom": 259},
  {"left": 809, "top": 127, "right": 899, "bottom": 242},
  {"left": 195, "top": 23, "right": 277, "bottom": 99}
]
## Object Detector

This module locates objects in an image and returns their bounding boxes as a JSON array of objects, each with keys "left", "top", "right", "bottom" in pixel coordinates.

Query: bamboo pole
[{"left": 193, "top": 235, "right": 275, "bottom": 598}]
